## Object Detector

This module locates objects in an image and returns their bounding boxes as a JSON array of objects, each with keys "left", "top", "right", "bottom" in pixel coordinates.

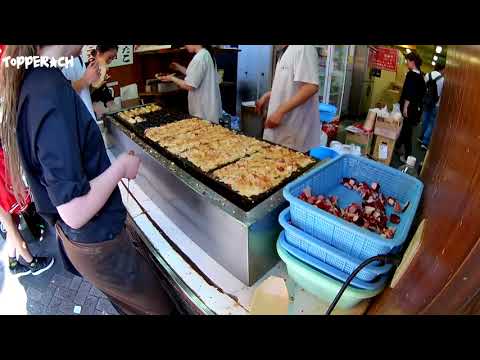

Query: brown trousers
[{"left": 56, "top": 222, "right": 174, "bottom": 315}]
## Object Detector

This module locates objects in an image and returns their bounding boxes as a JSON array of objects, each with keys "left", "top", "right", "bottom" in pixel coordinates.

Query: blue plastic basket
[
  {"left": 278, "top": 231, "right": 388, "bottom": 291},
  {"left": 309, "top": 146, "right": 339, "bottom": 162},
  {"left": 283, "top": 154, "right": 424, "bottom": 260},
  {"left": 279, "top": 208, "right": 392, "bottom": 282}
]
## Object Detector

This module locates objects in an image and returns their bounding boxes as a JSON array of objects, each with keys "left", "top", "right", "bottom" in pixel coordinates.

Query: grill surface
[{"left": 111, "top": 104, "right": 317, "bottom": 212}]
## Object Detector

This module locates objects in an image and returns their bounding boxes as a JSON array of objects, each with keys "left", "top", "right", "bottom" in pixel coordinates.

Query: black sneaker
[
  {"left": 29, "top": 256, "right": 55, "bottom": 276},
  {"left": 9, "top": 261, "right": 32, "bottom": 278}
]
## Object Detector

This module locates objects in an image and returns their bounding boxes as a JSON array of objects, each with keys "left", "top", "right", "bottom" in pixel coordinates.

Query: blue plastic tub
[
  {"left": 277, "top": 233, "right": 384, "bottom": 309},
  {"left": 319, "top": 103, "right": 337, "bottom": 123},
  {"left": 283, "top": 154, "right": 424, "bottom": 260},
  {"left": 279, "top": 208, "right": 392, "bottom": 282},
  {"left": 278, "top": 231, "right": 388, "bottom": 291},
  {"left": 310, "top": 146, "right": 339, "bottom": 162}
]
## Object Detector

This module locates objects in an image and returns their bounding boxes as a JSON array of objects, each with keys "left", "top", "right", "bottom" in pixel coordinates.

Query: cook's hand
[
  {"left": 255, "top": 95, "right": 268, "bottom": 114},
  {"left": 159, "top": 74, "right": 174, "bottom": 82},
  {"left": 402, "top": 107, "right": 408, "bottom": 119},
  {"left": 265, "top": 110, "right": 284, "bottom": 129},
  {"left": 118, "top": 151, "right": 141, "bottom": 180},
  {"left": 84, "top": 60, "right": 100, "bottom": 85}
]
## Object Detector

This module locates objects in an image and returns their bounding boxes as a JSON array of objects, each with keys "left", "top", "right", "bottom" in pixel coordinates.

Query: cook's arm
[
  {"left": 169, "top": 75, "right": 194, "bottom": 91},
  {"left": 256, "top": 91, "right": 271, "bottom": 114},
  {"left": 175, "top": 64, "right": 187, "bottom": 75},
  {"left": 275, "top": 83, "right": 319, "bottom": 115}
]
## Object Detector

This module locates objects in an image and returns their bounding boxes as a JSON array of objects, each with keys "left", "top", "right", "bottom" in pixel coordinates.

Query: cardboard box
[
  {"left": 372, "top": 135, "right": 396, "bottom": 165},
  {"left": 374, "top": 116, "right": 402, "bottom": 140},
  {"left": 345, "top": 131, "right": 373, "bottom": 155}
]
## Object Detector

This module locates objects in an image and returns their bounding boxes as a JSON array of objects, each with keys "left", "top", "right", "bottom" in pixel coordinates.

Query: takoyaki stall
[{"left": 102, "top": 103, "right": 376, "bottom": 314}]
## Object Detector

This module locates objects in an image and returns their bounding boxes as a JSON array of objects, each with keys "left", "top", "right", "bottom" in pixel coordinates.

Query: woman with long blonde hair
[
  {"left": 0, "top": 45, "right": 53, "bottom": 277},
  {"left": 0, "top": 45, "right": 173, "bottom": 314}
]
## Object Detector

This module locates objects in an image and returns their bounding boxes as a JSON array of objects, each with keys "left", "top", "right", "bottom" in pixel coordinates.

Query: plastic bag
[
  {"left": 378, "top": 106, "right": 390, "bottom": 118},
  {"left": 392, "top": 103, "right": 401, "bottom": 115},
  {"left": 319, "top": 130, "right": 328, "bottom": 147}
]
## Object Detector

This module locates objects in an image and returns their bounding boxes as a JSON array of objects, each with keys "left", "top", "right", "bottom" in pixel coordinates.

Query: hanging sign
[
  {"left": 369, "top": 46, "right": 398, "bottom": 72},
  {"left": 81, "top": 45, "right": 133, "bottom": 68}
]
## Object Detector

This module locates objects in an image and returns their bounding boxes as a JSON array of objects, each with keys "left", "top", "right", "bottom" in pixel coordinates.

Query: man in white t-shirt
[
  {"left": 62, "top": 55, "right": 100, "bottom": 121},
  {"left": 418, "top": 62, "right": 445, "bottom": 150},
  {"left": 160, "top": 45, "right": 222, "bottom": 124},
  {"left": 256, "top": 45, "right": 321, "bottom": 153}
]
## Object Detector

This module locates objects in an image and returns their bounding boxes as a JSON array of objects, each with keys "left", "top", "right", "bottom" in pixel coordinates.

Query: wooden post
[{"left": 368, "top": 45, "right": 480, "bottom": 315}]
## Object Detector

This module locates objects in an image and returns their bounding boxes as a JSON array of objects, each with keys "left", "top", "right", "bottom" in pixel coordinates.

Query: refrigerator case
[{"left": 323, "top": 45, "right": 351, "bottom": 115}]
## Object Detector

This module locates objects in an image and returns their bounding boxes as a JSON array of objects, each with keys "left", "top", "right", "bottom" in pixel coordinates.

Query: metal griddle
[
  {"left": 105, "top": 103, "right": 322, "bottom": 285},
  {"left": 112, "top": 105, "right": 317, "bottom": 212}
]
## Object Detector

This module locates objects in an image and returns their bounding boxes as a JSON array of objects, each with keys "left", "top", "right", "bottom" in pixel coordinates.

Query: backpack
[{"left": 423, "top": 72, "right": 443, "bottom": 109}]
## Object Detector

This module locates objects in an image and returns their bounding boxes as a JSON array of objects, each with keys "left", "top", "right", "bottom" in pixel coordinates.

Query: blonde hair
[{"left": 0, "top": 45, "right": 36, "bottom": 203}]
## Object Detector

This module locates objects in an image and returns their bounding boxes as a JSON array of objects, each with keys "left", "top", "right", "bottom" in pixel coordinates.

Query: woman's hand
[
  {"left": 264, "top": 110, "right": 284, "bottom": 129},
  {"left": 403, "top": 100, "right": 410, "bottom": 119},
  {"left": 118, "top": 151, "right": 141, "bottom": 180}
]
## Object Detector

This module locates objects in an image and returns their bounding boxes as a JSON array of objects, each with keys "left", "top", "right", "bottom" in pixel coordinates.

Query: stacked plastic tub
[
  {"left": 277, "top": 154, "right": 424, "bottom": 309},
  {"left": 319, "top": 103, "right": 337, "bottom": 123}
]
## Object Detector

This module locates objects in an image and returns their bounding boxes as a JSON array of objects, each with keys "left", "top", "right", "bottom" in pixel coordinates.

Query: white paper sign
[
  {"left": 81, "top": 45, "right": 133, "bottom": 68},
  {"left": 379, "top": 142, "right": 389, "bottom": 160}
]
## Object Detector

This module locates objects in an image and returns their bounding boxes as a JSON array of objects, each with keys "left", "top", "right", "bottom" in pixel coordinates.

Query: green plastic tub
[{"left": 277, "top": 234, "right": 384, "bottom": 310}]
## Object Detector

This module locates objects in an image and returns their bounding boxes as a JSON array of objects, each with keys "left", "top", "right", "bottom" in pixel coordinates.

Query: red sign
[{"left": 369, "top": 46, "right": 398, "bottom": 72}]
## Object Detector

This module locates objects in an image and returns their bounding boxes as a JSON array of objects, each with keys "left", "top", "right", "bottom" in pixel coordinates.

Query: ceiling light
[
  {"left": 436, "top": 46, "right": 442, "bottom": 54},
  {"left": 433, "top": 55, "right": 438, "bottom": 61},
  {"left": 432, "top": 61, "right": 436, "bottom": 66}
]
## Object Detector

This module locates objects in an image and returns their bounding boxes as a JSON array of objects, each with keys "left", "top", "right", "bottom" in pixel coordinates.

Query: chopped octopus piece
[
  {"left": 390, "top": 214, "right": 401, "bottom": 224},
  {"left": 394, "top": 201, "right": 402, "bottom": 213}
]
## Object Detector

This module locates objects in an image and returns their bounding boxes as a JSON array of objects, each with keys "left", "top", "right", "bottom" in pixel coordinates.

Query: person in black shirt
[
  {"left": 0, "top": 45, "right": 173, "bottom": 314},
  {"left": 397, "top": 52, "right": 426, "bottom": 162}
]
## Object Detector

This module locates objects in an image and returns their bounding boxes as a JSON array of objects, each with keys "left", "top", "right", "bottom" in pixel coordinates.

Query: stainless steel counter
[{"left": 105, "top": 116, "right": 319, "bottom": 285}]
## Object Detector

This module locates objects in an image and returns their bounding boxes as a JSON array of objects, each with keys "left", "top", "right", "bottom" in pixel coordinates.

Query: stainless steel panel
[
  {"left": 349, "top": 45, "right": 370, "bottom": 116},
  {"left": 105, "top": 117, "right": 293, "bottom": 285},
  {"left": 236, "top": 45, "right": 273, "bottom": 115}
]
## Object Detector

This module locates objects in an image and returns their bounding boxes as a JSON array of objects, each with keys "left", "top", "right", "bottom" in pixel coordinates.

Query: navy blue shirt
[{"left": 17, "top": 67, "right": 126, "bottom": 243}]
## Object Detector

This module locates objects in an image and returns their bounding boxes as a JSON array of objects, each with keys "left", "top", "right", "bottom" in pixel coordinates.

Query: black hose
[{"left": 325, "top": 254, "right": 402, "bottom": 315}]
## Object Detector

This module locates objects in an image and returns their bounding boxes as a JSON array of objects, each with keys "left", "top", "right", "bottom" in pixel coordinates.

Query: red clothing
[{"left": 0, "top": 147, "right": 31, "bottom": 215}]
